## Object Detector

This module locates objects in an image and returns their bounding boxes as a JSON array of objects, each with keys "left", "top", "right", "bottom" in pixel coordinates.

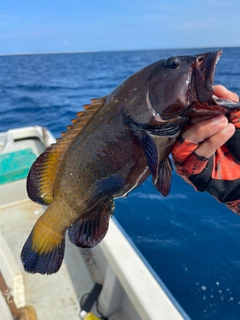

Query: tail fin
[{"left": 21, "top": 218, "right": 65, "bottom": 274}]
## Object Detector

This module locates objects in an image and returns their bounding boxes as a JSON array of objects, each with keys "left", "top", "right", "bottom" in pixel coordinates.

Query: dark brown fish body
[{"left": 22, "top": 50, "right": 240, "bottom": 274}]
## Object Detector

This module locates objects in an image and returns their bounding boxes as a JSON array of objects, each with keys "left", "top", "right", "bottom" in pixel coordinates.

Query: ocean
[{"left": 1, "top": 47, "right": 240, "bottom": 319}]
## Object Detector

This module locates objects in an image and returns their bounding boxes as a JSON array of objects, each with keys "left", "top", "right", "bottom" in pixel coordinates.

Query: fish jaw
[
  {"left": 193, "top": 50, "right": 222, "bottom": 103},
  {"left": 188, "top": 50, "right": 240, "bottom": 117}
]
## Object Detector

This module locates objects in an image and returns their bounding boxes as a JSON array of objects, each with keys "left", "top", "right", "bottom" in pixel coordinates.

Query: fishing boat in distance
[{"left": 0, "top": 125, "right": 190, "bottom": 320}]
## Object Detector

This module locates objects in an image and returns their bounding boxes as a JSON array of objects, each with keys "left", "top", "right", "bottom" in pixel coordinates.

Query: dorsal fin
[{"left": 27, "top": 97, "right": 107, "bottom": 205}]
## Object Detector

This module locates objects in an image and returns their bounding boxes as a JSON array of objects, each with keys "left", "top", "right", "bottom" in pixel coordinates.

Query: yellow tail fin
[{"left": 21, "top": 218, "right": 65, "bottom": 274}]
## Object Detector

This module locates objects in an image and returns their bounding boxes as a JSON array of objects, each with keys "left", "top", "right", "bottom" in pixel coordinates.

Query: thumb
[{"left": 214, "top": 85, "right": 239, "bottom": 102}]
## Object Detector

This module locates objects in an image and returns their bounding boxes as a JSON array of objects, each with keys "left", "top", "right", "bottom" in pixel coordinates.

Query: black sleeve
[{"left": 189, "top": 157, "right": 240, "bottom": 203}]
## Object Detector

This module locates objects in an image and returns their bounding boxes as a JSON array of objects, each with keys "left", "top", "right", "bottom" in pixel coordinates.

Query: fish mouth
[
  {"left": 193, "top": 50, "right": 240, "bottom": 113},
  {"left": 212, "top": 94, "right": 240, "bottom": 106}
]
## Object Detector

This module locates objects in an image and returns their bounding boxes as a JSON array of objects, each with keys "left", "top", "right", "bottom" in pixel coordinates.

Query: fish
[{"left": 21, "top": 50, "right": 240, "bottom": 274}]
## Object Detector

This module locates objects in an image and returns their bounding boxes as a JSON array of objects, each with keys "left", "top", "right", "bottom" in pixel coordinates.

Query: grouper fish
[{"left": 21, "top": 50, "right": 240, "bottom": 274}]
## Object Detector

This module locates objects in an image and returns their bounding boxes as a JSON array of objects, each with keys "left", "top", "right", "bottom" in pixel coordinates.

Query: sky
[{"left": 0, "top": 0, "right": 239, "bottom": 54}]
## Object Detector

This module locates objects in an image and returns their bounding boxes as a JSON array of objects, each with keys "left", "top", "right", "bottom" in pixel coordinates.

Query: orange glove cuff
[
  {"left": 229, "top": 110, "right": 240, "bottom": 128},
  {"left": 172, "top": 138, "right": 208, "bottom": 176},
  {"left": 172, "top": 138, "right": 198, "bottom": 163}
]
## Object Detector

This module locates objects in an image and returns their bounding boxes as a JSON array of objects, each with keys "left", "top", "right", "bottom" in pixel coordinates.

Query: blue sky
[{"left": 0, "top": 0, "right": 239, "bottom": 54}]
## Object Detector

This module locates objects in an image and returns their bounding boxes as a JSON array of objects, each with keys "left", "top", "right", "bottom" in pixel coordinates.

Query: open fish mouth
[
  {"left": 193, "top": 50, "right": 240, "bottom": 111},
  {"left": 207, "top": 50, "right": 239, "bottom": 106}
]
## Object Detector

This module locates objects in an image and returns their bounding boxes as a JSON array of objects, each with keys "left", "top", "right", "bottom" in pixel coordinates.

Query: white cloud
[
  {"left": 0, "top": 14, "right": 19, "bottom": 27},
  {"left": 176, "top": 18, "right": 217, "bottom": 30},
  {"left": 207, "top": 0, "right": 229, "bottom": 5},
  {"left": 62, "top": 40, "right": 69, "bottom": 46},
  {"left": 0, "top": 30, "right": 46, "bottom": 38}
]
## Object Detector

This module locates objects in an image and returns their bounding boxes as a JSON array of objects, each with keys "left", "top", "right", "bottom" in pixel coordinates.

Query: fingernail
[
  {"left": 211, "top": 115, "right": 226, "bottom": 124},
  {"left": 224, "top": 89, "right": 239, "bottom": 102},
  {"left": 222, "top": 123, "right": 235, "bottom": 134},
  {"left": 233, "top": 92, "right": 239, "bottom": 103}
]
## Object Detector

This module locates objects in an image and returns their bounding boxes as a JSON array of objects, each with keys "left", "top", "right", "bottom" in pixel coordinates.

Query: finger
[
  {"left": 214, "top": 85, "right": 239, "bottom": 102},
  {"left": 189, "top": 116, "right": 212, "bottom": 125},
  {"left": 195, "top": 123, "right": 235, "bottom": 158},
  {"left": 173, "top": 123, "right": 235, "bottom": 177},
  {"left": 182, "top": 115, "right": 229, "bottom": 143}
]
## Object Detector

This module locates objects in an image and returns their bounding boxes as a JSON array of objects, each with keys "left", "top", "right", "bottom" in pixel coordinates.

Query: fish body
[{"left": 22, "top": 50, "right": 240, "bottom": 274}]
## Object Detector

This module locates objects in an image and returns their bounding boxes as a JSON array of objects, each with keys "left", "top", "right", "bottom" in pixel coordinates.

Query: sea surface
[{"left": 1, "top": 48, "right": 240, "bottom": 319}]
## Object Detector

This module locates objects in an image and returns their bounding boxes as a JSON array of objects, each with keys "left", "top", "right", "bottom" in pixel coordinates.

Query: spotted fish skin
[{"left": 22, "top": 50, "right": 240, "bottom": 274}]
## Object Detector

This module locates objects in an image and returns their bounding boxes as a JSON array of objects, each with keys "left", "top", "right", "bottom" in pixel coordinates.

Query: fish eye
[{"left": 165, "top": 57, "right": 180, "bottom": 69}]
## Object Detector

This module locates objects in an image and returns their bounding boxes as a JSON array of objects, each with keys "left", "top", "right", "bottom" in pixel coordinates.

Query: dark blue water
[{"left": 1, "top": 48, "right": 240, "bottom": 319}]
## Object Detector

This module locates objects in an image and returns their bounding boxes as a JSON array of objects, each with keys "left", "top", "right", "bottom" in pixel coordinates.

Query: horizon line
[{"left": 0, "top": 45, "right": 239, "bottom": 57}]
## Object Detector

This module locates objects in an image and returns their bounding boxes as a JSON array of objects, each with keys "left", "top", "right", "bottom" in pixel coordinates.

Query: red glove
[{"left": 172, "top": 110, "right": 240, "bottom": 215}]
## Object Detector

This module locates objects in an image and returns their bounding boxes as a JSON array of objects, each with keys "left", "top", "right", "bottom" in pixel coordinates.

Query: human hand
[{"left": 172, "top": 85, "right": 240, "bottom": 214}]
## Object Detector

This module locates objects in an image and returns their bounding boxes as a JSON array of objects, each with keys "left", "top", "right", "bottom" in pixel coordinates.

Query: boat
[{"left": 0, "top": 125, "right": 190, "bottom": 320}]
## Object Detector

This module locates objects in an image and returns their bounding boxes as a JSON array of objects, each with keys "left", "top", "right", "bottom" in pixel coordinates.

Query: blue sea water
[{"left": 1, "top": 48, "right": 240, "bottom": 319}]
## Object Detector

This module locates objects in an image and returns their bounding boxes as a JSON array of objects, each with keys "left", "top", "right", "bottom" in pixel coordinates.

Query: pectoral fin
[
  {"left": 126, "top": 114, "right": 182, "bottom": 196},
  {"left": 68, "top": 198, "right": 114, "bottom": 248},
  {"left": 155, "top": 157, "right": 172, "bottom": 196},
  {"left": 139, "top": 131, "right": 176, "bottom": 196}
]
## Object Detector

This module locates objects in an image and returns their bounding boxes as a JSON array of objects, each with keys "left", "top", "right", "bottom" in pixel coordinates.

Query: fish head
[
  {"left": 147, "top": 50, "right": 240, "bottom": 121},
  {"left": 126, "top": 50, "right": 240, "bottom": 197}
]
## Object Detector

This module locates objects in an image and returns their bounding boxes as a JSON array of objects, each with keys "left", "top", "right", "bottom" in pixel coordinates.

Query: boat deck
[
  {"left": 0, "top": 191, "right": 144, "bottom": 320},
  {"left": 0, "top": 197, "right": 94, "bottom": 319}
]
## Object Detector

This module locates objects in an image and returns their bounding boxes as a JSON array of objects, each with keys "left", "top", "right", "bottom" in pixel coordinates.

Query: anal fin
[{"left": 68, "top": 199, "right": 114, "bottom": 248}]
